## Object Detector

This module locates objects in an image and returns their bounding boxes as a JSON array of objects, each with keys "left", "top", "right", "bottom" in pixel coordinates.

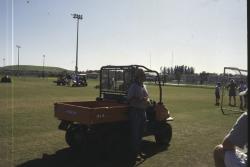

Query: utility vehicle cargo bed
[{"left": 54, "top": 101, "right": 129, "bottom": 125}]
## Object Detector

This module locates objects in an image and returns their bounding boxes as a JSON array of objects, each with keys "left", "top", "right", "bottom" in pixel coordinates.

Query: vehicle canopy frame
[{"left": 99, "top": 65, "right": 163, "bottom": 103}]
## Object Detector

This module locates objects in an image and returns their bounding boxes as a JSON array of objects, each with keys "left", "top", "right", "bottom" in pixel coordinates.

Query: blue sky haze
[{"left": 0, "top": 0, "right": 247, "bottom": 73}]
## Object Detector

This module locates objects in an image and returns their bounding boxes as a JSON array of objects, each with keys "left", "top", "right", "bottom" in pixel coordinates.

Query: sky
[{"left": 0, "top": 0, "right": 247, "bottom": 73}]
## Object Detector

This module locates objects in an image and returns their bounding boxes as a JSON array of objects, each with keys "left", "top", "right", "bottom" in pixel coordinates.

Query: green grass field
[{"left": 0, "top": 77, "right": 241, "bottom": 167}]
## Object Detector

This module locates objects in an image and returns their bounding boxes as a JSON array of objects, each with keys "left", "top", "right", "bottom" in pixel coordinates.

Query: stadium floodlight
[
  {"left": 71, "top": 13, "right": 83, "bottom": 74},
  {"left": 16, "top": 45, "right": 21, "bottom": 76}
]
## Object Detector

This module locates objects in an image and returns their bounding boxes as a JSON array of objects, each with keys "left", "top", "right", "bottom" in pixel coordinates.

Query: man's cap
[{"left": 239, "top": 89, "right": 248, "bottom": 96}]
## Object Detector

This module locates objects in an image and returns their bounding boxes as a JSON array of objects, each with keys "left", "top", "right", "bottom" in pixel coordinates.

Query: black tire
[
  {"left": 65, "top": 125, "right": 87, "bottom": 150},
  {"left": 154, "top": 123, "right": 172, "bottom": 146}
]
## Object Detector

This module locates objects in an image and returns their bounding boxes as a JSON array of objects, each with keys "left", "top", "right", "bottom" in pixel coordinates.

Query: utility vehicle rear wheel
[
  {"left": 154, "top": 123, "right": 172, "bottom": 146},
  {"left": 65, "top": 125, "right": 87, "bottom": 150}
]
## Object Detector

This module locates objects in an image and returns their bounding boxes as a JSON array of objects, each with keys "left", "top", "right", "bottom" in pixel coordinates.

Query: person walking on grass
[
  {"left": 227, "top": 79, "right": 237, "bottom": 107},
  {"left": 215, "top": 82, "right": 221, "bottom": 106}
]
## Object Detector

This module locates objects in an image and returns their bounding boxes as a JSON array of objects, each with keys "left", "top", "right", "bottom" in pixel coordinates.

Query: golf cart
[
  {"left": 1, "top": 75, "right": 11, "bottom": 83},
  {"left": 54, "top": 74, "right": 71, "bottom": 86},
  {"left": 72, "top": 73, "right": 87, "bottom": 87},
  {"left": 54, "top": 65, "right": 173, "bottom": 152}
]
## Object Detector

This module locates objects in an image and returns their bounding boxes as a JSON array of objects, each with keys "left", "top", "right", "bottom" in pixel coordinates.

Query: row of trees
[
  {"left": 160, "top": 65, "right": 216, "bottom": 85},
  {"left": 160, "top": 65, "right": 195, "bottom": 75},
  {"left": 160, "top": 65, "right": 195, "bottom": 84}
]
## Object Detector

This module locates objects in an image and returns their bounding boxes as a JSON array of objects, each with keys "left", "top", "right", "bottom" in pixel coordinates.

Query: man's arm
[
  {"left": 222, "top": 135, "right": 235, "bottom": 151},
  {"left": 222, "top": 112, "right": 248, "bottom": 150}
]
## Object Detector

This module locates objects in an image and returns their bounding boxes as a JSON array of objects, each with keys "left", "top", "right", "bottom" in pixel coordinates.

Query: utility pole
[
  {"left": 71, "top": 13, "right": 83, "bottom": 74},
  {"left": 42, "top": 54, "right": 45, "bottom": 78},
  {"left": 3, "top": 58, "right": 5, "bottom": 67},
  {"left": 16, "top": 45, "right": 21, "bottom": 76},
  {"left": 150, "top": 53, "right": 151, "bottom": 69},
  {"left": 171, "top": 50, "right": 174, "bottom": 68}
]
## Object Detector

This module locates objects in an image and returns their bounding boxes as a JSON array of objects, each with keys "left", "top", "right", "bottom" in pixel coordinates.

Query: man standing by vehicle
[{"left": 127, "top": 68, "right": 149, "bottom": 160}]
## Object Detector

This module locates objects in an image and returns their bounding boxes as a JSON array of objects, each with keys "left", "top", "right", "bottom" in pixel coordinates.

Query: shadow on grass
[{"left": 16, "top": 140, "right": 169, "bottom": 167}]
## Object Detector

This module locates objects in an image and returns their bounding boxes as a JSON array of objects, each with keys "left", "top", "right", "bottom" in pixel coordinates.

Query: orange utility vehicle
[{"left": 54, "top": 65, "right": 173, "bottom": 151}]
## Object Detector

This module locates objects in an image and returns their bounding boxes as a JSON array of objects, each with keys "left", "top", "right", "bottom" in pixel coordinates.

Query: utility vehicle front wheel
[{"left": 154, "top": 123, "right": 172, "bottom": 146}]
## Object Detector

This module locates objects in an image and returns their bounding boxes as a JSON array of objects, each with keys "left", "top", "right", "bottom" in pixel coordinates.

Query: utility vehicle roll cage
[{"left": 99, "top": 65, "right": 163, "bottom": 103}]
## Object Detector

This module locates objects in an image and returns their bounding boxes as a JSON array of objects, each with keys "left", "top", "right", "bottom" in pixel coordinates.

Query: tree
[
  {"left": 174, "top": 66, "right": 182, "bottom": 85},
  {"left": 160, "top": 65, "right": 195, "bottom": 84},
  {"left": 200, "top": 71, "right": 209, "bottom": 85},
  {"left": 175, "top": 71, "right": 181, "bottom": 85},
  {"left": 160, "top": 66, "right": 168, "bottom": 85},
  {"left": 190, "top": 67, "right": 194, "bottom": 74}
]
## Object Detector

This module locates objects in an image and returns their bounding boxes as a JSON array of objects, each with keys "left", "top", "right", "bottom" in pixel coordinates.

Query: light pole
[
  {"left": 71, "top": 13, "right": 83, "bottom": 74},
  {"left": 16, "top": 45, "right": 21, "bottom": 76},
  {"left": 3, "top": 58, "right": 5, "bottom": 67},
  {"left": 42, "top": 54, "right": 45, "bottom": 78}
]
